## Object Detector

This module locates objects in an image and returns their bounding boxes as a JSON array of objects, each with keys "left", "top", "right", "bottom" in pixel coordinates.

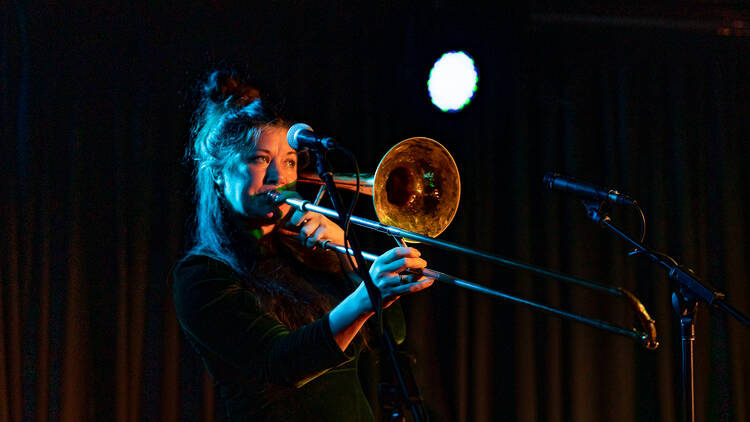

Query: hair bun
[{"left": 204, "top": 69, "right": 261, "bottom": 108}]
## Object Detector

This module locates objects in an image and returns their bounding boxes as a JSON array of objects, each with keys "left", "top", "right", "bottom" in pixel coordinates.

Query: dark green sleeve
[
  {"left": 172, "top": 255, "right": 355, "bottom": 388},
  {"left": 344, "top": 271, "right": 406, "bottom": 345},
  {"left": 384, "top": 302, "right": 406, "bottom": 345}
]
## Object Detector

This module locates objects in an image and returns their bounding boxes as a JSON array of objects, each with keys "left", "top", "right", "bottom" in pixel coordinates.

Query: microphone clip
[{"left": 582, "top": 200, "right": 612, "bottom": 226}]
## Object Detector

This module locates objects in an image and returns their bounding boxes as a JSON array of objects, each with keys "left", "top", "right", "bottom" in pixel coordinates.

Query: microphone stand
[
  {"left": 310, "top": 147, "right": 427, "bottom": 422},
  {"left": 581, "top": 200, "right": 750, "bottom": 422}
]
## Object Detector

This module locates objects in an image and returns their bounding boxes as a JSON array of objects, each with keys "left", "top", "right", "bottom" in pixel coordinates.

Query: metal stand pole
[{"left": 673, "top": 292, "right": 697, "bottom": 422}]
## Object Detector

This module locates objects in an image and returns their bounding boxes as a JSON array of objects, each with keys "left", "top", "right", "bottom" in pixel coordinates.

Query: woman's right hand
[
  {"left": 329, "top": 246, "right": 434, "bottom": 351},
  {"left": 365, "top": 246, "right": 435, "bottom": 310}
]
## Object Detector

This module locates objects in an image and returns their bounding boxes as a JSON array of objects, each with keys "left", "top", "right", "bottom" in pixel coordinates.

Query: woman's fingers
[
  {"left": 299, "top": 219, "right": 321, "bottom": 242},
  {"left": 295, "top": 214, "right": 346, "bottom": 247},
  {"left": 370, "top": 247, "right": 420, "bottom": 274},
  {"left": 306, "top": 224, "right": 329, "bottom": 247},
  {"left": 381, "top": 272, "right": 424, "bottom": 288},
  {"left": 374, "top": 257, "right": 427, "bottom": 276},
  {"left": 378, "top": 275, "right": 435, "bottom": 305},
  {"left": 368, "top": 247, "right": 428, "bottom": 294},
  {"left": 394, "top": 276, "right": 435, "bottom": 295},
  {"left": 362, "top": 245, "right": 435, "bottom": 308},
  {"left": 397, "top": 272, "right": 422, "bottom": 284},
  {"left": 378, "top": 247, "right": 420, "bottom": 263},
  {"left": 289, "top": 210, "right": 313, "bottom": 226}
]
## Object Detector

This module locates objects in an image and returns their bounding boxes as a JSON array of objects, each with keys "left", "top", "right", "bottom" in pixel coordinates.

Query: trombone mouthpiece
[
  {"left": 264, "top": 190, "right": 283, "bottom": 205},
  {"left": 264, "top": 189, "right": 302, "bottom": 205}
]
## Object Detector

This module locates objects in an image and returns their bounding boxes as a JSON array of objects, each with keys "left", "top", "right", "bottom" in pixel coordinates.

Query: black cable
[
  {"left": 338, "top": 147, "right": 384, "bottom": 333},
  {"left": 628, "top": 201, "right": 647, "bottom": 256},
  {"left": 614, "top": 202, "right": 681, "bottom": 268},
  {"left": 341, "top": 149, "right": 362, "bottom": 278}
]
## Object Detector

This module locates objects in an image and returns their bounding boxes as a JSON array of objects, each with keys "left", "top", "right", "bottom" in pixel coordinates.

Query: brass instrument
[{"left": 274, "top": 137, "right": 659, "bottom": 350}]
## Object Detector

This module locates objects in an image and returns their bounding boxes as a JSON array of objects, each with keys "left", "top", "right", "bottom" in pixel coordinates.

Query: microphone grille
[{"left": 287, "top": 123, "right": 313, "bottom": 150}]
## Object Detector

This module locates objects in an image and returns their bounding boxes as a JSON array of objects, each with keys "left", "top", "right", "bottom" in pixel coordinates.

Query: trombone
[{"left": 271, "top": 137, "right": 659, "bottom": 350}]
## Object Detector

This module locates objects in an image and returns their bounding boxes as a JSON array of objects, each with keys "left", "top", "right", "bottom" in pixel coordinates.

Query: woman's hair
[
  {"left": 186, "top": 69, "right": 286, "bottom": 271},
  {"left": 185, "top": 70, "right": 349, "bottom": 331}
]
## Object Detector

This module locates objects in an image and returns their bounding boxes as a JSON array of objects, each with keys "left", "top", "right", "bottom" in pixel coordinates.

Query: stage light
[{"left": 428, "top": 51, "right": 478, "bottom": 112}]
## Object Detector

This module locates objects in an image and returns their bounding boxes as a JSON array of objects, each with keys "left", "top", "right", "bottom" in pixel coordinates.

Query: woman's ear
[{"left": 212, "top": 168, "right": 224, "bottom": 186}]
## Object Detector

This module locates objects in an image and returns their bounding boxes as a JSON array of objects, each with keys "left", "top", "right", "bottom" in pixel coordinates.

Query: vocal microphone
[
  {"left": 543, "top": 172, "right": 635, "bottom": 205},
  {"left": 287, "top": 123, "right": 338, "bottom": 151}
]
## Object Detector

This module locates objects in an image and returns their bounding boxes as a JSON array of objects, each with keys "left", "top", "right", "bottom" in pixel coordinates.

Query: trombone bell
[{"left": 374, "top": 137, "right": 460, "bottom": 239}]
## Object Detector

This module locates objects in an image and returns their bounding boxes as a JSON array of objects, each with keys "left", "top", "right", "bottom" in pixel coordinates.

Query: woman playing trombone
[{"left": 172, "top": 70, "right": 434, "bottom": 421}]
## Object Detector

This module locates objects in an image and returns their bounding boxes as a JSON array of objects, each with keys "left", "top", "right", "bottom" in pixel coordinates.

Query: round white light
[{"left": 428, "top": 51, "right": 478, "bottom": 112}]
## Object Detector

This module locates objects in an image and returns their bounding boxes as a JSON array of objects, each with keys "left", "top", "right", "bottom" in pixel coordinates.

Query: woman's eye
[
  {"left": 250, "top": 156, "right": 270, "bottom": 164},
  {"left": 286, "top": 159, "right": 297, "bottom": 168}
]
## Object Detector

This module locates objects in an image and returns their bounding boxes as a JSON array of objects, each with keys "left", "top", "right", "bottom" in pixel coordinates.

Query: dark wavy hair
[{"left": 186, "top": 70, "right": 347, "bottom": 330}]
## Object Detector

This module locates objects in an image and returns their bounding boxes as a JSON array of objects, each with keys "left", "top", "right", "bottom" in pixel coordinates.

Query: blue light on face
[{"left": 428, "top": 51, "right": 478, "bottom": 112}]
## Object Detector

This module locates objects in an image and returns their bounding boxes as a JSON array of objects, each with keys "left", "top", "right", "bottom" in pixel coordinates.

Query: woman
[{"left": 172, "top": 70, "right": 434, "bottom": 421}]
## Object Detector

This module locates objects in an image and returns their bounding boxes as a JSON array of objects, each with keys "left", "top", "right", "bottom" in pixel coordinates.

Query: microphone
[
  {"left": 543, "top": 172, "right": 635, "bottom": 205},
  {"left": 287, "top": 123, "right": 337, "bottom": 151}
]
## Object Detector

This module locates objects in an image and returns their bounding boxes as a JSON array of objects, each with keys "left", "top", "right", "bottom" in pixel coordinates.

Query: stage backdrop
[{"left": 3, "top": 1, "right": 749, "bottom": 421}]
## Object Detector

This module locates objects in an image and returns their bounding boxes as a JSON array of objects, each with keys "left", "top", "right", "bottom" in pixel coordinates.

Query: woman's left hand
[{"left": 287, "top": 210, "right": 346, "bottom": 248}]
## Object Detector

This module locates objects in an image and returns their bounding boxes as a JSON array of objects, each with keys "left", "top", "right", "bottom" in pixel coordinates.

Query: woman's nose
[{"left": 264, "top": 160, "right": 288, "bottom": 185}]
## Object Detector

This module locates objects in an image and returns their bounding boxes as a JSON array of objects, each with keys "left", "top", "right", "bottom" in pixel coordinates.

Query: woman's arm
[
  {"left": 328, "top": 247, "right": 434, "bottom": 351},
  {"left": 173, "top": 256, "right": 354, "bottom": 387},
  {"left": 328, "top": 291, "right": 374, "bottom": 351},
  {"left": 286, "top": 212, "right": 434, "bottom": 351}
]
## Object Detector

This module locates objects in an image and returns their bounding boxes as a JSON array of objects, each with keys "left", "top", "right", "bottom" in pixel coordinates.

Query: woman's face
[{"left": 220, "top": 126, "right": 297, "bottom": 222}]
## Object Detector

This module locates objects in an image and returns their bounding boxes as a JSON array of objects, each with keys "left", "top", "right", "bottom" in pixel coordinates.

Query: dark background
[{"left": 3, "top": 1, "right": 750, "bottom": 421}]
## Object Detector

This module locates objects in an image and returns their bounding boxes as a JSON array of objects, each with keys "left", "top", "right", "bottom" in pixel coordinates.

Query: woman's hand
[
  {"left": 328, "top": 246, "right": 435, "bottom": 351},
  {"left": 365, "top": 246, "right": 435, "bottom": 310},
  {"left": 287, "top": 210, "right": 346, "bottom": 248}
]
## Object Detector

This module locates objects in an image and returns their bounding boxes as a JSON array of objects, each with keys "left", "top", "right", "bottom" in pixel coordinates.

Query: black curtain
[{"left": 2, "top": 1, "right": 749, "bottom": 421}]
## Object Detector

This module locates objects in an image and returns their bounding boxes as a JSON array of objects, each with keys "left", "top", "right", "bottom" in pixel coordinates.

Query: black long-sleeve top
[{"left": 172, "top": 251, "right": 404, "bottom": 421}]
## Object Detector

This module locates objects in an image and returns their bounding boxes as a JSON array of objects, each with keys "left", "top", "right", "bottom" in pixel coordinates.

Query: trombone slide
[{"left": 315, "top": 238, "right": 659, "bottom": 350}]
